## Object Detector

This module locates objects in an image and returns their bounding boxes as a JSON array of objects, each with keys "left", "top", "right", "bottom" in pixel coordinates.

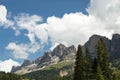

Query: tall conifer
[
  {"left": 73, "top": 45, "right": 85, "bottom": 80},
  {"left": 96, "top": 38, "right": 112, "bottom": 80}
]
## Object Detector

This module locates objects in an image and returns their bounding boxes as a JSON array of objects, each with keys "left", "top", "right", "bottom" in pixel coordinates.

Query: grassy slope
[{"left": 23, "top": 62, "right": 74, "bottom": 80}]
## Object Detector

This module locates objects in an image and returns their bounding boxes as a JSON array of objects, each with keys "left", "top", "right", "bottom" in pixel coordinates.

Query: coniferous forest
[{"left": 73, "top": 38, "right": 120, "bottom": 80}]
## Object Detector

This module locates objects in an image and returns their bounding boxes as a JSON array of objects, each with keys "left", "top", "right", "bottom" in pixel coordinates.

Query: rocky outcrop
[
  {"left": 21, "top": 60, "right": 32, "bottom": 67},
  {"left": 83, "top": 34, "right": 120, "bottom": 61},
  {"left": 37, "top": 44, "right": 76, "bottom": 67},
  {"left": 110, "top": 34, "right": 120, "bottom": 61},
  {"left": 11, "top": 44, "right": 76, "bottom": 73},
  {"left": 83, "top": 35, "right": 111, "bottom": 58}
]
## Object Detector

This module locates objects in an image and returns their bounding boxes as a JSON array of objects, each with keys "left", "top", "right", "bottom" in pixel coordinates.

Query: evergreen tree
[
  {"left": 96, "top": 38, "right": 112, "bottom": 80},
  {"left": 92, "top": 58, "right": 98, "bottom": 79},
  {"left": 85, "top": 48, "right": 92, "bottom": 80},
  {"left": 95, "top": 64, "right": 105, "bottom": 80},
  {"left": 73, "top": 45, "right": 85, "bottom": 80}
]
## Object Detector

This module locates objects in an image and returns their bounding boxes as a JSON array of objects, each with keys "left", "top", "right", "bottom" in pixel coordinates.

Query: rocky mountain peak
[
  {"left": 83, "top": 34, "right": 111, "bottom": 58},
  {"left": 21, "top": 60, "right": 32, "bottom": 67},
  {"left": 112, "top": 34, "right": 120, "bottom": 40},
  {"left": 110, "top": 34, "right": 120, "bottom": 60},
  {"left": 52, "top": 43, "right": 66, "bottom": 57}
]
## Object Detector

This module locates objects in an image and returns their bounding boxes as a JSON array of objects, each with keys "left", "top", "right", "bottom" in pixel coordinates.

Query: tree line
[
  {"left": 74, "top": 38, "right": 120, "bottom": 80},
  {"left": 0, "top": 71, "right": 30, "bottom": 80}
]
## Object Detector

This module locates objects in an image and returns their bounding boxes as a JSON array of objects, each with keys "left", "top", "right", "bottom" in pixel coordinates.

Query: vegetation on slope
[
  {"left": 74, "top": 38, "right": 120, "bottom": 80},
  {"left": 0, "top": 71, "right": 30, "bottom": 80},
  {"left": 23, "top": 62, "right": 74, "bottom": 80}
]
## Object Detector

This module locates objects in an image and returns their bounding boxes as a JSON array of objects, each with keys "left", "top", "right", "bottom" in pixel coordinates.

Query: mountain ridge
[
  {"left": 12, "top": 34, "right": 120, "bottom": 75},
  {"left": 11, "top": 44, "right": 76, "bottom": 74}
]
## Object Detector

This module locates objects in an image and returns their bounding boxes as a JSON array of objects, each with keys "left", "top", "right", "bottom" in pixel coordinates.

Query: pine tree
[
  {"left": 85, "top": 48, "right": 92, "bottom": 80},
  {"left": 92, "top": 58, "right": 98, "bottom": 79},
  {"left": 96, "top": 38, "right": 112, "bottom": 80},
  {"left": 96, "top": 64, "right": 105, "bottom": 80},
  {"left": 73, "top": 45, "right": 85, "bottom": 80}
]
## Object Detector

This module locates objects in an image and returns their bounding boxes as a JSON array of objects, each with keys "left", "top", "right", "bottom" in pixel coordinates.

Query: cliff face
[
  {"left": 83, "top": 34, "right": 120, "bottom": 61},
  {"left": 110, "top": 34, "right": 120, "bottom": 60}
]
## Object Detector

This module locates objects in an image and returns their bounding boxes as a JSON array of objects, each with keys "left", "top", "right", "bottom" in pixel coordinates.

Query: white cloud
[
  {"left": 6, "top": 42, "right": 40, "bottom": 59},
  {"left": 5, "top": 13, "right": 48, "bottom": 59},
  {"left": 88, "top": 0, "right": 120, "bottom": 33},
  {"left": 14, "top": 13, "right": 48, "bottom": 45},
  {"left": 45, "top": 13, "right": 113, "bottom": 46},
  {"left": 0, "top": 59, "right": 20, "bottom": 72},
  {"left": 0, "top": 5, "right": 14, "bottom": 28},
  {"left": 0, "top": 5, "right": 7, "bottom": 22},
  {"left": 3, "top": 0, "right": 120, "bottom": 59},
  {"left": 43, "top": 0, "right": 120, "bottom": 46}
]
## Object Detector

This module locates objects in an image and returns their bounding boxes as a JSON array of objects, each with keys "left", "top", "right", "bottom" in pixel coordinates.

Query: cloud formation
[
  {"left": 88, "top": 0, "right": 120, "bottom": 33},
  {"left": 5, "top": 13, "right": 48, "bottom": 59},
  {"left": 0, "top": 5, "right": 14, "bottom": 28},
  {"left": 1, "top": 0, "right": 120, "bottom": 72},
  {"left": 6, "top": 42, "right": 40, "bottom": 59},
  {"left": 2, "top": 0, "right": 120, "bottom": 59},
  {"left": 0, "top": 59, "right": 20, "bottom": 72}
]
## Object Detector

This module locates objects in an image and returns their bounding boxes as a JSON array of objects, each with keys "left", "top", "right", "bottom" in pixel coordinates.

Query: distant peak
[
  {"left": 90, "top": 34, "right": 101, "bottom": 39},
  {"left": 50, "top": 43, "right": 67, "bottom": 51},
  {"left": 21, "top": 59, "right": 31, "bottom": 67},
  {"left": 54, "top": 43, "right": 66, "bottom": 49},
  {"left": 50, "top": 43, "right": 60, "bottom": 51},
  {"left": 112, "top": 34, "right": 120, "bottom": 39}
]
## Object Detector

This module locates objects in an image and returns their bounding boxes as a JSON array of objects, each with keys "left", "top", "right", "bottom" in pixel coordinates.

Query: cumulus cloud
[
  {"left": 4, "top": 13, "right": 48, "bottom": 59},
  {"left": 0, "top": 5, "right": 14, "bottom": 28},
  {"left": 0, "top": 5, "right": 7, "bottom": 22},
  {"left": 43, "top": 0, "right": 120, "bottom": 46},
  {"left": 4, "top": 0, "right": 120, "bottom": 59},
  {"left": 46, "top": 13, "right": 113, "bottom": 46},
  {"left": 6, "top": 42, "right": 40, "bottom": 59},
  {"left": 88, "top": 0, "right": 120, "bottom": 33},
  {"left": 0, "top": 59, "right": 20, "bottom": 72},
  {"left": 13, "top": 13, "right": 48, "bottom": 45},
  {"left": 5, "top": 13, "right": 48, "bottom": 59}
]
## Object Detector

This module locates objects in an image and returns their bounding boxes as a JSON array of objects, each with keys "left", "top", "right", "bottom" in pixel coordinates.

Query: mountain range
[{"left": 11, "top": 33, "right": 120, "bottom": 79}]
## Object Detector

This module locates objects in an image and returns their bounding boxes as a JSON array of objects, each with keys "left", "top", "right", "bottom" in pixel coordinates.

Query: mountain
[
  {"left": 11, "top": 34, "right": 120, "bottom": 79},
  {"left": 11, "top": 43, "right": 76, "bottom": 74},
  {"left": 83, "top": 34, "right": 120, "bottom": 61}
]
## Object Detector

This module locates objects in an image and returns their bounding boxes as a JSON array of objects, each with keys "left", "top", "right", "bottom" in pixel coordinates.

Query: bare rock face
[
  {"left": 21, "top": 60, "right": 32, "bottom": 67},
  {"left": 11, "top": 43, "right": 76, "bottom": 73},
  {"left": 83, "top": 34, "right": 120, "bottom": 61},
  {"left": 11, "top": 66, "right": 20, "bottom": 73},
  {"left": 37, "top": 44, "right": 76, "bottom": 67},
  {"left": 110, "top": 34, "right": 120, "bottom": 60},
  {"left": 83, "top": 35, "right": 111, "bottom": 58}
]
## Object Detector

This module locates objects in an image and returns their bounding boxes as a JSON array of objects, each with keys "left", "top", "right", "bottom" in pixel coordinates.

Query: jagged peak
[
  {"left": 68, "top": 45, "right": 76, "bottom": 49},
  {"left": 50, "top": 43, "right": 68, "bottom": 51},
  {"left": 21, "top": 59, "right": 31, "bottom": 67},
  {"left": 55, "top": 43, "right": 66, "bottom": 49}
]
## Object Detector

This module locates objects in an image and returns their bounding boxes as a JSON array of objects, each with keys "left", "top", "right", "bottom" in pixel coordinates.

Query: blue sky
[
  {"left": 0, "top": 0, "right": 120, "bottom": 72},
  {"left": 0, "top": 0, "right": 89, "bottom": 62},
  {"left": 1, "top": 0, "right": 89, "bottom": 20}
]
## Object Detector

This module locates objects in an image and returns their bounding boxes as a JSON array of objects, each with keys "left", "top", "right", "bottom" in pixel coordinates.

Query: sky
[{"left": 0, "top": 0, "right": 120, "bottom": 72}]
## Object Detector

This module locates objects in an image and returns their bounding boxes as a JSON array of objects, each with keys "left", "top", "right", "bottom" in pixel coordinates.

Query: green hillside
[
  {"left": 0, "top": 72, "right": 29, "bottom": 80},
  {"left": 23, "top": 62, "right": 74, "bottom": 80}
]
